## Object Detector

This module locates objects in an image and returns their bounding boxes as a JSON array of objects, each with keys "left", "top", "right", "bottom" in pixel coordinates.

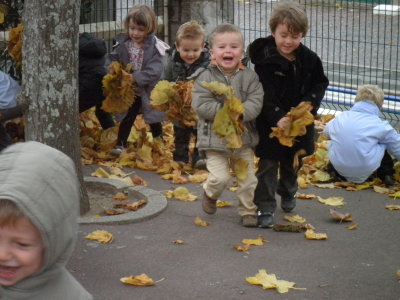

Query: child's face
[
  {"left": 176, "top": 38, "right": 205, "bottom": 65},
  {"left": 210, "top": 32, "right": 244, "bottom": 72},
  {"left": 128, "top": 19, "right": 147, "bottom": 45},
  {"left": 272, "top": 23, "right": 303, "bottom": 59},
  {"left": 0, "top": 216, "right": 44, "bottom": 287}
]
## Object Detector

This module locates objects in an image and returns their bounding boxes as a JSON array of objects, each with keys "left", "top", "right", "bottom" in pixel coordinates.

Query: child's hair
[
  {"left": 208, "top": 23, "right": 244, "bottom": 48},
  {"left": 124, "top": 4, "right": 157, "bottom": 34},
  {"left": 355, "top": 85, "right": 384, "bottom": 108},
  {"left": 0, "top": 199, "right": 24, "bottom": 226},
  {"left": 175, "top": 21, "right": 206, "bottom": 46},
  {"left": 269, "top": 1, "right": 308, "bottom": 37}
]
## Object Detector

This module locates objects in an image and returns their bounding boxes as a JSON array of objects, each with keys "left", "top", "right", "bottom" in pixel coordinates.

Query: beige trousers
[{"left": 203, "top": 148, "right": 258, "bottom": 216}]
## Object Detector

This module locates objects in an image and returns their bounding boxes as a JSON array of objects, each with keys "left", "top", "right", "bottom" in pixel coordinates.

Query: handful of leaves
[
  {"left": 101, "top": 61, "right": 135, "bottom": 113},
  {"left": 150, "top": 80, "right": 198, "bottom": 127},
  {"left": 201, "top": 81, "right": 245, "bottom": 149},
  {"left": 270, "top": 101, "right": 314, "bottom": 147},
  {"left": 8, "top": 23, "right": 23, "bottom": 67}
]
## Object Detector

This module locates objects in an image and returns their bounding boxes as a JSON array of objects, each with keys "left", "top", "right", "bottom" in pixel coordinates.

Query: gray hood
[{"left": 0, "top": 142, "right": 87, "bottom": 299}]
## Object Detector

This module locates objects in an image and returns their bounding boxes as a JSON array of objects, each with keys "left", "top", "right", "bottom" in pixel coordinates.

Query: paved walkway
[{"left": 67, "top": 165, "right": 400, "bottom": 300}]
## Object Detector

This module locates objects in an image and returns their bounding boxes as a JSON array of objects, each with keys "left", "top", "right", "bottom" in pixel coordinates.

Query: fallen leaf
[
  {"left": 172, "top": 240, "right": 185, "bottom": 244},
  {"left": 91, "top": 167, "right": 110, "bottom": 178},
  {"left": 188, "top": 172, "right": 208, "bottom": 183},
  {"left": 104, "top": 208, "right": 125, "bottom": 215},
  {"left": 317, "top": 196, "right": 345, "bottom": 206},
  {"left": 113, "top": 192, "right": 127, "bottom": 200},
  {"left": 194, "top": 216, "right": 210, "bottom": 227},
  {"left": 85, "top": 230, "right": 113, "bottom": 243},
  {"left": 373, "top": 185, "right": 390, "bottom": 194},
  {"left": 396, "top": 270, "right": 400, "bottom": 280},
  {"left": 124, "top": 199, "right": 147, "bottom": 211},
  {"left": 346, "top": 223, "right": 358, "bottom": 230},
  {"left": 388, "top": 191, "right": 400, "bottom": 199},
  {"left": 296, "top": 193, "right": 316, "bottom": 199},
  {"left": 246, "top": 269, "right": 305, "bottom": 294},
  {"left": 329, "top": 209, "right": 352, "bottom": 222},
  {"left": 216, "top": 200, "right": 232, "bottom": 207},
  {"left": 242, "top": 236, "right": 265, "bottom": 246},
  {"left": 313, "top": 183, "right": 335, "bottom": 189},
  {"left": 131, "top": 174, "right": 148, "bottom": 186},
  {"left": 167, "top": 187, "right": 197, "bottom": 201},
  {"left": 284, "top": 215, "right": 306, "bottom": 223},
  {"left": 120, "top": 273, "right": 155, "bottom": 286},
  {"left": 304, "top": 229, "right": 327, "bottom": 240},
  {"left": 233, "top": 243, "right": 251, "bottom": 253},
  {"left": 386, "top": 205, "right": 400, "bottom": 210}
]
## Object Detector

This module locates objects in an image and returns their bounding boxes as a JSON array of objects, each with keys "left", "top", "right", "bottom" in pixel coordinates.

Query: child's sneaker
[
  {"left": 241, "top": 215, "right": 258, "bottom": 227},
  {"left": 257, "top": 211, "right": 274, "bottom": 228},
  {"left": 109, "top": 145, "right": 124, "bottom": 156}
]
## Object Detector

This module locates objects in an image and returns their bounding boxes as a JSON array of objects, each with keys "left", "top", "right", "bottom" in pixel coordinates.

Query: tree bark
[{"left": 21, "top": 0, "right": 90, "bottom": 214}]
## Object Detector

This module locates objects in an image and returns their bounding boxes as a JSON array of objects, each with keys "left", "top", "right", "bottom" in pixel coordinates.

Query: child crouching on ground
[
  {"left": 324, "top": 85, "right": 400, "bottom": 186},
  {"left": 163, "top": 20, "right": 211, "bottom": 168},
  {"left": 191, "top": 24, "right": 264, "bottom": 227},
  {"left": 0, "top": 142, "right": 92, "bottom": 299}
]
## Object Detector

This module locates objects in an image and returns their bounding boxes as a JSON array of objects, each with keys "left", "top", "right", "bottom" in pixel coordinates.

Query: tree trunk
[{"left": 21, "top": 0, "right": 90, "bottom": 214}]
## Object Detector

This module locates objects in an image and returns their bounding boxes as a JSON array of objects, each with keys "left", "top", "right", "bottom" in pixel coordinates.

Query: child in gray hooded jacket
[{"left": 0, "top": 142, "right": 92, "bottom": 299}]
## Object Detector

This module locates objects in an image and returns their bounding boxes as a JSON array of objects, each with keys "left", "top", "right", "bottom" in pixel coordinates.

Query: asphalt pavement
[{"left": 67, "top": 164, "right": 400, "bottom": 300}]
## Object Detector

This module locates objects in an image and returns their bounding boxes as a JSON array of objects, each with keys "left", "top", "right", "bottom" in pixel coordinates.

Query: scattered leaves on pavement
[
  {"left": 317, "top": 196, "right": 345, "bottom": 206},
  {"left": 242, "top": 236, "right": 265, "bottom": 246}
]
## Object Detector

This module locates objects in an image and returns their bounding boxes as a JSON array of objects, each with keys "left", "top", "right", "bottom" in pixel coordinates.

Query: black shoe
[
  {"left": 382, "top": 175, "right": 395, "bottom": 186},
  {"left": 281, "top": 198, "right": 296, "bottom": 213},
  {"left": 257, "top": 211, "right": 274, "bottom": 228}
]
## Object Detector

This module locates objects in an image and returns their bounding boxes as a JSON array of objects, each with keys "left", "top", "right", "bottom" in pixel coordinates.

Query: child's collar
[{"left": 210, "top": 59, "right": 246, "bottom": 71}]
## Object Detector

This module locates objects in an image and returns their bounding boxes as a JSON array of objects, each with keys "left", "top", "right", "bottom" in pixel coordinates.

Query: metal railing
[{"left": 0, "top": 0, "right": 399, "bottom": 125}]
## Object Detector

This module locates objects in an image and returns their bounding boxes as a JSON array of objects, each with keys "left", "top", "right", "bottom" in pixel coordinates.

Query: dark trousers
[
  {"left": 173, "top": 125, "right": 199, "bottom": 163},
  {"left": 0, "top": 106, "right": 22, "bottom": 152},
  {"left": 79, "top": 102, "right": 114, "bottom": 130},
  {"left": 254, "top": 157, "right": 300, "bottom": 213},
  {"left": 328, "top": 150, "right": 394, "bottom": 181},
  {"left": 117, "top": 97, "right": 162, "bottom": 147}
]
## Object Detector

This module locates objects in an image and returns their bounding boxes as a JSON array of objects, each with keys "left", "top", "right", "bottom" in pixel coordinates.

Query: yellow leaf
[
  {"left": 304, "top": 229, "right": 327, "bottom": 240},
  {"left": 317, "top": 196, "right": 345, "bottom": 206},
  {"left": 297, "top": 176, "right": 308, "bottom": 189},
  {"left": 386, "top": 205, "right": 400, "bottom": 210},
  {"left": 233, "top": 244, "right": 250, "bottom": 253},
  {"left": 346, "top": 223, "right": 358, "bottom": 230},
  {"left": 373, "top": 185, "right": 390, "bottom": 194},
  {"left": 232, "top": 158, "right": 248, "bottom": 181},
  {"left": 284, "top": 215, "right": 306, "bottom": 223},
  {"left": 311, "top": 170, "right": 331, "bottom": 182},
  {"left": 113, "top": 192, "right": 127, "bottom": 200},
  {"left": 91, "top": 167, "right": 110, "bottom": 178},
  {"left": 246, "top": 269, "right": 304, "bottom": 294},
  {"left": 120, "top": 274, "right": 155, "bottom": 286},
  {"left": 188, "top": 172, "right": 208, "bottom": 183},
  {"left": 242, "top": 236, "right": 265, "bottom": 246},
  {"left": 396, "top": 270, "right": 400, "bottom": 280},
  {"left": 85, "top": 230, "right": 113, "bottom": 243},
  {"left": 172, "top": 240, "right": 185, "bottom": 244},
  {"left": 313, "top": 183, "right": 335, "bottom": 189},
  {"left": 296, "top": 193, "right": 316, "bottom": 199},
  {"left": 172, "top": 187, "right": 197, "bottom": 201},
  {"left": 137, "top": 144, "right": 153, "bottom": 163},
  {"left": 216, "top": 200, "right": 232, "bottom": 207},
  {"left": 194, "top": 216, "right": 210, "bottom": 226},
  {"left": 388, "top": 191, "right": 400, "bottom": 198}
]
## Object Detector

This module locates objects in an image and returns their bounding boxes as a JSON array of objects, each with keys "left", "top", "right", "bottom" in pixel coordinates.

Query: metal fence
[{"left": 1, "top": 0, "right": 399, "bottom": 125}]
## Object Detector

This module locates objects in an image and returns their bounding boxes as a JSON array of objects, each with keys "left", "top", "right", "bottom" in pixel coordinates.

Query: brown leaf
[{"left": 329, "top": 209, "right": 352, "bottom": 222}]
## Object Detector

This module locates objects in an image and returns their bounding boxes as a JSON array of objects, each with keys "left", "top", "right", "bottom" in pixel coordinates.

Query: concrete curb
[{"left": 78, "top": 177, "right": 168, "bottom": 225}]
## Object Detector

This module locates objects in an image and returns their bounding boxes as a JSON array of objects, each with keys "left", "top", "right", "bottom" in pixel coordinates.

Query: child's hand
[
  {"left": 277, "top": 116, "right": 290, "bottom": 129},
  {"left": 300, "top": 101, "right": 313, "bottom": 111}
]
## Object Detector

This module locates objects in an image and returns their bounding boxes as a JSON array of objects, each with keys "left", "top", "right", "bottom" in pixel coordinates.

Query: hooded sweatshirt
[{"left": 0, "top": 142, "right": 92, "bottom": 300}]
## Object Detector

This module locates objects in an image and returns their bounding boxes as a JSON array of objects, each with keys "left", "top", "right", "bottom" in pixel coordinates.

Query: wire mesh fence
[{"left": 0, "top": 0, "right": 399, "bottom": 125}]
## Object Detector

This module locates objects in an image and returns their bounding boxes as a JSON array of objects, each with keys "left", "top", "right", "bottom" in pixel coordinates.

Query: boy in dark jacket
[
  {"left": 79, "top": 32, "right": 114, "bottom": 129},
  {"left": 163, "top": 20, "right": 210, "bottom": 168},
  {"left": 248, "top": 2, "right": 329, "bottom": 228}
]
